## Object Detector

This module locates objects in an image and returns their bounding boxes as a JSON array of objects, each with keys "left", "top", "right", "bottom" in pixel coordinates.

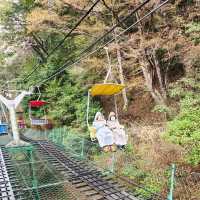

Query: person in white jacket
[
  {"left": 107, "top": 112, "right": 128, "bottom": 149},
  {"left": 92, "top": 112, "right": 114, "bottom": 152}
]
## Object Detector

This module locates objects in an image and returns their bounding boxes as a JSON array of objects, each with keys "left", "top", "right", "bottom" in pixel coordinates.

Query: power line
[
  {"left": 47, "top": 0, "right": 102, "bottom": 57},
  {"left": 46, "top": 0, "right": 151, "bottom": 77},
  {"left": 35, "top": 0, "right": 169, "bottom": 87},
  {"left": 30, "top": 0, "right": 151, "bottom": 87},
  {"left": 22, "top": 63, "right": 41, "bottom": 82},
  {"left": 21, "top": 0, "right": 102, "bottom": 83}
]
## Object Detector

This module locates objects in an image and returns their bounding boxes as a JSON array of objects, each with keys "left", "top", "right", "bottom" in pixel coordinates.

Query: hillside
[{"left": 0, "top": 0, "right": 200, "bottom": 199}]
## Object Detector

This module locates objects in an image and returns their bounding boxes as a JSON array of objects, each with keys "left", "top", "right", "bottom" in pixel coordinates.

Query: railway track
[
  {"left": 22, "top": 134, "right": 144, "bottom": 200},
  {"left": 1, "top": 135, "right": 164, "bottom": 200},
  {"left": 34, "top": 140, "right": 140, "bottom": 200},
  {"left": 0, "top": 147, "right": 34, "bottom": 200}
]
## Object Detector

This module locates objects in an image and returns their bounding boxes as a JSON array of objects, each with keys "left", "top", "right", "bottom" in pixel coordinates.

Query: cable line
[
  {"left": 22, "top": 63, "right": 41, "bottom": 82},
  {"left": 34, "top": 0, "right": 170, "bottom": 87},
  {"left": 47, "top": 0, "right": 102, "bottom": 57},
  {"left": 33, "top": 0, "right": 151, "bottom": 86},
  {"left": 48, "top": 0, "right": 151, "bottom": 73},
  {"left": 21, "top": 0, "right": 102, "bottom": 83}
]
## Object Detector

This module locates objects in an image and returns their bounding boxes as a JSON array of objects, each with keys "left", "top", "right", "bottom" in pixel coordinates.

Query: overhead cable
[
  {"left": 35, "top": 0, "right": 170, "bottom": 87},
  {"left": 21, "top": 0, "right": 102, "bottom": 83}
]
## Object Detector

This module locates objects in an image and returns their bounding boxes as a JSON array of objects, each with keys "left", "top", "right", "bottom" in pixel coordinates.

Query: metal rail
[
  {"left": 0, "top": 148, "right": 15, "bottom": 200},
  {"left": 19, "top": 132, "right": 142, "bottom": 200},
  {"left": 0, "top": 134, "right": 165, "bottom": 200},
  {"left": 36, "top": 141, "right": 140, "bottom": 200},
  {"left": 0, "top": 147, "right": 30, "bottom": 200}
]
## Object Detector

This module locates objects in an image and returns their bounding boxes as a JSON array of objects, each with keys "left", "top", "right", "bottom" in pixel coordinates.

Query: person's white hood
[
  {"left": 108, "top": 112, "right": 116, "bottom": 121},
  {"left": 94, "top": 112, "right": 102, "bottom": 121}
]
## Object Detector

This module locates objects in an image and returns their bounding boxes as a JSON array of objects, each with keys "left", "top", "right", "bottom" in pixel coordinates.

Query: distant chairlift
[
  {"left": 29, "top": 86, "right": 48, "bottom": 126},
  {"left": 29, "top": 101, "right": 48, "bottom": 126},
  {"left": 29, "top": 86, "right": 49, "bottom": 126}
]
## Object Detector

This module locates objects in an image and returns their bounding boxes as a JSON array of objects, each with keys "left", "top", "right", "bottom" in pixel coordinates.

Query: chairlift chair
[
  {"left": 86, "top": 83, "right": 125, "bottom": 141},
  {"left": 29, "top": 100, "right": 48, "bottom": 126},
  {"left": 29, "top": 87, "right": 48, "bottom": 126}
]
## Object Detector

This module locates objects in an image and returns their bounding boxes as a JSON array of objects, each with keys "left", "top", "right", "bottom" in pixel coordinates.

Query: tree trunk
[
  {"left": 116, "top": 47, "right": 128, "bottom": 110},
  {"left": 152, "top": 48, "right": 167, "bottom": 100},
  {"left": 136, "top": 11, "right": 167, "bottom": 105},
  {"left": 104, "top": 47, "right": 115, "bottom": 83},
  {"left": 141, "top": 64, "right": 166, "bottom": 105}
]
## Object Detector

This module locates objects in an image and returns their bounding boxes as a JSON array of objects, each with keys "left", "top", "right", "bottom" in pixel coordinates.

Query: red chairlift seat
[
  {"left": 29, "top": 100, "right": 47, "bottom": 108},
  {"left": 29, "top": 100, "right": 48, "bottom": 125}
]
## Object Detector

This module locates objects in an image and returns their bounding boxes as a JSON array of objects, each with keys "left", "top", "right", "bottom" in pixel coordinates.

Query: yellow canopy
[{"left": 90, "top": 83, "right": 125, "bottom": 96}]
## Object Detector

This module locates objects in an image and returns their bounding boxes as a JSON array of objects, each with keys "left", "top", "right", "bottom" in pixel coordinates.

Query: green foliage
[
  {"left": 185, "top": 22, "right": 200, "bottom": 34},
  {"left": 152, "top": 104, "right": 173, "bottom": 120},
  {"left": 122, "top": 164, "right": 146, "bottom": 180},
  {"left": 122, "top": 164, "right": 164, "bottom": 199},
  {"left": 134, "top": 174, "right": 163, "bottom": 199},
  {"left": 165, "top": 77, "right": 200, "bottom": 165},
  {"left": 185, "top": 22, "right": 200, "bottom": 45},
  {"left": 20, "top": 0, "right": 35, "bottom": 10},
  {"left": 0, "top": 0, "right": 13, "bottom": 23},
  {"left": 124, "top": 143, "right": 134, "bottom": 154},
  {"left": 153, "top": 104, "right": 171, "bottom": 114},
  {"left": 168, "top": 86, "right": 185, "bottom": 98},
  {"left": 42, "top": 74, "right": 101, "bottom": 129},
  {"left": 185, "top": 143, "right": 200, "bottom": 165}
]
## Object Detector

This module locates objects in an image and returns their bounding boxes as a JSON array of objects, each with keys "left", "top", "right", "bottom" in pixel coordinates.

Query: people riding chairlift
[
  {"left": 87, "top": 47, "right": 128, "bottom": 152},
  {"left": 107, "top": 112, "right": 128, "bottom": 149},
  {"left": 93, "top": 112, "right": 116, "bottom": 152}
]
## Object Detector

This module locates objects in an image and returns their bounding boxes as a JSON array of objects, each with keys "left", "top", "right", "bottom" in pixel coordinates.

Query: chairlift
[
  {"left": 86, "top": 47, "right": 126, "bottom": 142},
  {"left": 29, "top": 87, "right": 48, "bottom": 126},
  {"left": 86, "top": 83, "right": 125, "bottom": 141}
]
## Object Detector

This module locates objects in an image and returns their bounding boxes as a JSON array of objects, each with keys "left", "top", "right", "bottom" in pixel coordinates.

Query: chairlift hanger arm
[{"left": 14, "top": 91, "right": 31, "bottom": 109}]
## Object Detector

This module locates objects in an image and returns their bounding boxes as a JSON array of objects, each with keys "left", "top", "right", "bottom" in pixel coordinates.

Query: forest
[{"left": 0, "top": 0, "right": 200, "bottom": 199}]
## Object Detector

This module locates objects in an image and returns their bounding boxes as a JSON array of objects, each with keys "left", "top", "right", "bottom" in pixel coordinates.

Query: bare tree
[
  {"left": 136, "top": 11, "right": 168, "bottom": 105},
  {"left": 116, "top": 44, "right": 128, "bottom": 109}
]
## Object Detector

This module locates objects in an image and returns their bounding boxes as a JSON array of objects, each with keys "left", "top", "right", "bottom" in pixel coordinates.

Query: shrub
[{"left": 165, "top": 77, "right": 200, "bottom": 165}]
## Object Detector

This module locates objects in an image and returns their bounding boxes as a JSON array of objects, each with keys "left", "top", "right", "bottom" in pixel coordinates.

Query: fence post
[
  {"left": 110, "top": 153, "right": 115, "bottom": 173},
  {"left": 80, "top": 139, "right": 85, "bottom": 159},
  {"left": 167, "top": 164, "right": 176, "bottom": 200}
]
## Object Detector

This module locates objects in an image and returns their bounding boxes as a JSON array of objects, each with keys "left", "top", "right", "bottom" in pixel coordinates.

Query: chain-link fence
[
  {"left": 21, "top": 128, "right": 200, "bottom": 200},
  {"left": 22, "top": 128, "right": 174, "bottom": 199},
  {"left": 6, "top": 145, "right": 70, "bottom": 200}
]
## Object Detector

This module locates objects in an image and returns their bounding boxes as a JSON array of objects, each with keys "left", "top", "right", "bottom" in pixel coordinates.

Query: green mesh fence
[
  {"left": 53, "top": 130, "right": 172, "bottom": 199},
  {"left": 92, "top": 150, "right": 171, "bottom": 199},
  {"left": 173, "top": 166, "right": 200, "bottom": 200},
  {"left": 24, "top": 128, "right": 93, "bottom": 159},
  {"left": 6, "top": 145, "right": 70, "bottom": 200},
  {"left": 48, "top": 128, "right": 86, "bottom": 159},
  {"left": 22, "top": 128, "right": 200, "bottom": 199},
  {"left": 23, "top": 128, "right": 173, "bottom": 199}
]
